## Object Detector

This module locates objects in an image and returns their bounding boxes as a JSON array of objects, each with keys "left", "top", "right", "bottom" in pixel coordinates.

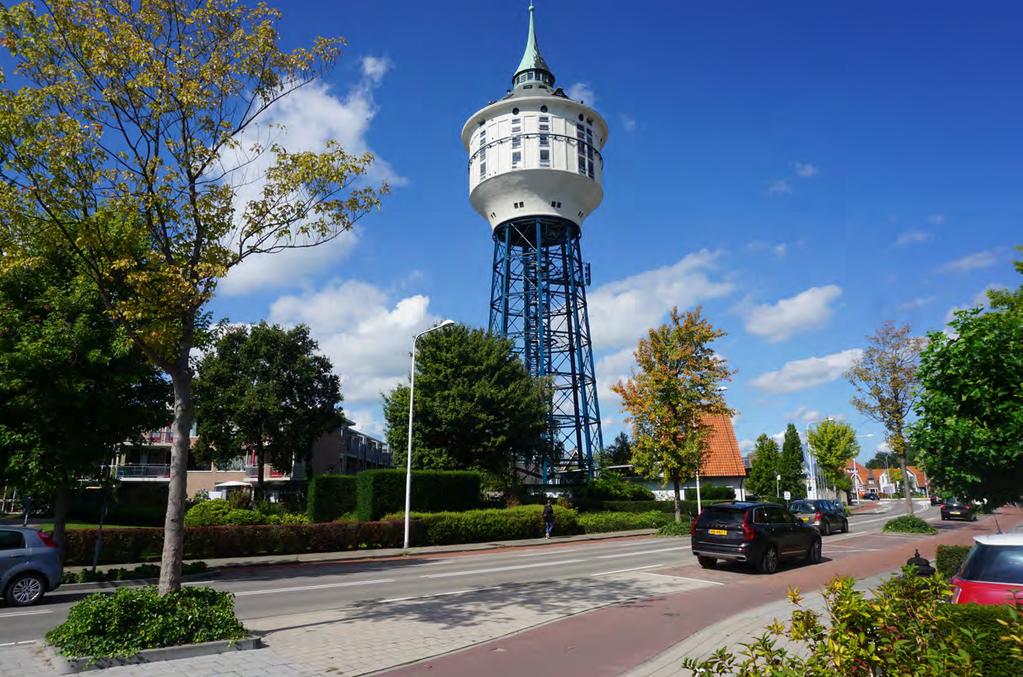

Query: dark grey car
[{"left": 0, "top": 527, "right": 62, "bottom": 606}]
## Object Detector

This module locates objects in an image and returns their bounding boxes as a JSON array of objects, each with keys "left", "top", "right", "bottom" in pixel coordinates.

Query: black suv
[
  {"left": 691, "top": 502, "right": 822, "bottom": 574},
  {"left": 789, "top": 499, "right": 849, "bottom": 535},
  {"left": 941, "top": 499, "right": 977, "bottom": 521}
]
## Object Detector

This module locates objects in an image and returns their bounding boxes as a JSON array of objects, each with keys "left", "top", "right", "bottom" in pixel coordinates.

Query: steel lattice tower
[{"left": 463, "top": 3, "right": 606, "bottom": 481}]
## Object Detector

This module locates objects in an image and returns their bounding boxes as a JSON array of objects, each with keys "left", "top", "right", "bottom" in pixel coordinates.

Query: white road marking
[
  {"left": 234, "top": 578, "right": 395, "bottom": 597},
  {"left": 595, "top": 546, "right": 690, "bottom": 560},
  {"left": 379, "top": 586, "right": 503, "bottom": 603},
  {"left": 516, "top": 548, "right": 580, "bottom": 557},
  {"left": 421, "top": 558, "right": 585, "bottom": 579},
  {"left": 0, "top": 609, "right": 51, "bottom": 619},
  {"left": 592, "top": 564, "right": 666, "bottom": 576}
]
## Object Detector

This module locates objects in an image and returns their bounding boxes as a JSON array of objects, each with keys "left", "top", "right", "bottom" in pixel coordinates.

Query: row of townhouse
[
  {"left": 846, "top": 459, "right": 928, "bottom": 497},
  {"left": 113, "top": 424, "right": 391, "bottom": 500}
]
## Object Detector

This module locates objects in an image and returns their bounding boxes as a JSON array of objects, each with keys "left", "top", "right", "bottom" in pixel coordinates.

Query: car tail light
[
  {"left": 691, "top": 514, "right": 698, "bottom": 537},
  {"left": 742, "top": 511, "right": 755, "bottom": 541},
  {"left": 814, "top": 511, "right": 823, "bottom": 522},
  {"left": 37, "top": 530, "right": 59, "bottom": 548}
]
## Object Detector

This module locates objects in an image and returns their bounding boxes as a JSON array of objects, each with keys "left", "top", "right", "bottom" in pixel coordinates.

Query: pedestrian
[{"left": 543, "top": 499, "right": 555, "bottom": 539}]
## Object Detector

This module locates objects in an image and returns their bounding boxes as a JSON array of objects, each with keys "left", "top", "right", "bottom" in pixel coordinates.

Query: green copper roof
[{"left": 514, "top": 2, "right": 553, "bottom": 81}]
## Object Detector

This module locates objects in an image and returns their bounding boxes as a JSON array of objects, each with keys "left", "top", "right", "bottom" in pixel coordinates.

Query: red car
[{"left": 951, "top": 534, "right": 1023, "bottom": 605}]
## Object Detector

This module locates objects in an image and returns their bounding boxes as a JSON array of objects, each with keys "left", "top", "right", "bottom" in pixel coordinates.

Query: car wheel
[
  {"left": 805, "top": 537, "right": 822, "bottom": 564},
  {"left": 755, "top": 545, "right": 779, "bottom": 574},
  {"left": 697, "top": 556, "right": 717, "bottom": 569},
  {"left": 4, "top": 572, "right": 46, "bottom": 607},
  {"left": 822, "top": 520, "right": 831, "bottom": 536},
  {"left": 843, "top": 518, "right": 850, "bottom": 533}
]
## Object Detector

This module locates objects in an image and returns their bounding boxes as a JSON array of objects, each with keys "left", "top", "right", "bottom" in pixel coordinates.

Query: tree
[
  {"left": 846, "top": 321, "right": 926, "bottom": 515},
  {"left": 806, "top": 419, "right": 860, "bottom": 500},
  {"left": 778, "top": 424, "right": 806, "bottom": 499},
  {"left": 598, "top": 432, "right": 633, "bottom": 468},
  {"left": 0, "top": 1, "right": 384, "bottom": 594},
  {"left": 865, "top": 451, "right": 900, "bottom": 470},
  {"left": 746, "top": 434, "right": 780, "bottom": 498},
  {"left": 912, "top": 302, "right": 1023, "bottom": 505},
  {"left": 193, "top": 323, "right": 343, "bottom": 498},
  {"left": 612, "top": 307, "right": 734, "bottom": 523},
  {"left": 383, "top": 325, "right": 550, "bottom": 489},
  {"left": 0, "top": 242, "right": 170, "bottom": 552}
]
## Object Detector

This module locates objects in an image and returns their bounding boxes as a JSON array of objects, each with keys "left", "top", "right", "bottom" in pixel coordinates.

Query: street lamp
[
  {"left": 776, "top": 473, "right": 781, "bottom": 499},
  {"left": 403, "top": 320, "right": 455, "bottom": 550}
]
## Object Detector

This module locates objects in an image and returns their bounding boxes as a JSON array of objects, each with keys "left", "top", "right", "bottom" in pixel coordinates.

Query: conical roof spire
[{"left": 513, "top": 2, "right": 554, "bottom": 88}]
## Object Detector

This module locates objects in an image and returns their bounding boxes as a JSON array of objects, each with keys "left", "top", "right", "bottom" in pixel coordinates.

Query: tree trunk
[
  {"left": 898, "top": 452, "right": 914, "bottom": 516},
  {"left": 52, "top": 486, "right": 68, "bottom": 562},
  {"left": 159, "top": 361, "right": 194, "bottom": 595},
  {"left": 672, "top": 476, "right": 682, "bottom": 523}
]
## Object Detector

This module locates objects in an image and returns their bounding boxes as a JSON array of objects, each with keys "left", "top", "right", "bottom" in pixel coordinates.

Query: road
[{"left": 0, "top": 499, "right": 940, "bottom": 647}]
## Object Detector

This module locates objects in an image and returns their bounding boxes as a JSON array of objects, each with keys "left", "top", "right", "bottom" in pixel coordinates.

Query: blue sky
[{"left": 209, "top": 1, "right": 1022, "bottom": 460}]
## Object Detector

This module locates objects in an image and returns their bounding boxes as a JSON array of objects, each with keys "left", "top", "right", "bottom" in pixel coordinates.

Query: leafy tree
[
  {"left": 612, "top": 307, "right": 734, "bottom": 523},
  {"left": 746, "top": 434, "right": 781, "bottom": 498},
  {"left": 846, "top": 321, "right": 926, "bottom": 515},
  {"left": 598, "top": 432, "right": 633, "bottom": 468},
  {"left": 806, "top": 419, "right": 860, "bottom": 499},
  {"left": 193, "top": 323, "right": 343, "bottom": 498},
  {"left": 912, "top": 291, "right": 1023, "bottom": 505},
  {"left": 865, "top": 451, "right": 901, "bottom": 470},
  {"left": 383, "top": 325, "right": 550, "bottom": 490},
  {"left": 0, "top": 0, "right": 384, "bottom": 593},
  {"left": 0, "top": 243, "right": 170, "bottom": 552},
  {"left": 778, "top": 424, "right": 806, "bottom": 499}
]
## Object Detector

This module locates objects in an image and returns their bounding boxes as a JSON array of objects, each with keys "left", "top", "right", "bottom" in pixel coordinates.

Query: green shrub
[
  {"left": 572, "top": 473, "right": 654, "bottom": 502},
  {"left": 382, "top": 505, "right": 581, "bottom": 545},
  {"left": 883, "top": 515, "right": 937, "bottom": 534},
  {"left": 307, "top": 474, "right": 357, "bottom": 522},
  {"left": 946, "top": 603, "right": 1023, "bottom": 675},
  {"left": 265, "top": 512, "right": 309, "bottom": 525},
  {"left": 578, "top": 510, "right": 674, "bottom": 533},
  {"left": 221, "top": 508, "right": 266, "bottom": 525},
  {"left": 46, "top": 586, "right": 246, "bottom": 659},
  {"left": 183, "top": 499, "right": 233, "bottom": 527},
  {"left": 936, "top": 544, "right": 972, "bottom": 578},
  {"left": 62, "top": 561, "right": 208, "bottom": 585},
  {"left": 602, "top": 500, "right": 676, "bottom": 513},
  {"left": 356, "top": 469, "right": 481, "bottom": 521},
  {"left": 697, "top": 484, "right": 735, "bottom": 500},
  {"left": 183, "top": 499, "right": 305, "bottom": 526},
  {"left": 657, "top": 520, "right": 692, "bottom": 537}
]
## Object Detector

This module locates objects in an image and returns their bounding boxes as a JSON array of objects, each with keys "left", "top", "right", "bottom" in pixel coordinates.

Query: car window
[
  {"left": 696, "top": 508, "right": 745, "bottom": 528},
  {"left": 752, "top": 507, "right": 768, "bottom": 524},
  {"left": 0, "top": 530, "right": 25, "bottom": 550},
  {"left": 790, "top": 501, "right": 814, "bottom": 514},
  {"left": 765, "top": 506, "right": 788, "bottom": 523},
  {"left": 960, "top": 544, "right": 1023, "bottom": 583}
]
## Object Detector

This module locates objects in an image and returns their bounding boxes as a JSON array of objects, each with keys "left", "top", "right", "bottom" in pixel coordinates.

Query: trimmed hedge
[
  {"left": 883, "top": 515, "right": 937, "bottom": 534},
  {"left": 307, "top": 474, "right": 357, "bottom": 522},
  {"left": 936, "top": 544, "right": 972, "bottom": 578},
  {"left": 946, "top": 603, "right": 1023, "bottom": 675},
  {"left": 61, "top": 521, "right": 410, "bottom": 565},
  {"left": 697, "top": 485, "right": 736, "bottom": 500},
  {"left": 572, "top": 475, "right": 654, "bottom": 502},
  {"left": 578, "top": 510, "right": 676, "bottom": 533},
  {"left": 356, "top": 469, "right": 481, "bottom": 521},
  {"left": 599, "top": 499, "right": 727, "bottom": 516},
  {"left": 183, "top": 500, "right": 307, "bottom": 527},
  {"left": 383, "top": 505, "right": 581, "bottom": 545}
]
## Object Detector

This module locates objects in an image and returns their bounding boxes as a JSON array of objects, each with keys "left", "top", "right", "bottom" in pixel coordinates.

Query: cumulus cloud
[
  {"left": 739, "top": 439, "right": 755, "bottom": 453},
  {"left": 588, "top": 250, "right": 735, "bottom": 350},
  {"left": 895, "top": 230, "right": 933, "bottom": 246},
  {"left": 899, "top": 296, "right": 934, "bottom": 311},
  {"left": 743, "top": 284, "right": 842, "bottom": 342},
  {"left": 269, "top": 279, "right": 441, "bottom": 408},
  {"left": 750, "top": 349, "right": 863, "bottom": 393},
  {"left": 766, "top": 179, "right": 792, "bottom": 196},
  {"left": 218, "top": 56, "right": 404, "bottom": 296},
  {"left": 567, "top": 82, "right": 596, "bottom": 105},
  {"left": 747, "top": 241, "right": 789, "bottom": 258},
  {"left": 927, "top": 213, "right": 945, "bottom": 225},
  {"left": 939, "top": 250, "right": 999, "bottom": 273},
  {"left": 788, "top": 406, "right": 823, "bottom": 424},
  {"left": 793, "top": 162, "right": 819, "bottom": 178},
  {"left": 620, "top": 114, "right": 637, "bottom": 132}
]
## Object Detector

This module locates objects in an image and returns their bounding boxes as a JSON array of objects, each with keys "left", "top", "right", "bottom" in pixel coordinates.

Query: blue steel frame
[{"left": 489, "top": 216, "right": 603, "bottom": 481}]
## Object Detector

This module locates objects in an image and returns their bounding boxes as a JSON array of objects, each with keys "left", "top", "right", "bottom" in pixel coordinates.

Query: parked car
[
  {"left": 941, "top": 498, "right": 977, "bottom": 521},
  {"left": 951, "top": 534, "right": 1023, "bottom": 605},
  {"left": 789, "top": 499, "right": 849, "bottom": 535},
  {"left": 0, "top": 527, "right": 62, "bottom": 606},
  {"left": 864, "top": 490, "right": 880, "bottom": 501},
  {"left": 691, "top": 502, "right": 822, "bottom": 574}
]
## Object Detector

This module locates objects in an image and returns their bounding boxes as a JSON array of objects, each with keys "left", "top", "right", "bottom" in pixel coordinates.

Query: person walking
[{"left": 543, "top": 499, "right": 555, "bottom": 539}]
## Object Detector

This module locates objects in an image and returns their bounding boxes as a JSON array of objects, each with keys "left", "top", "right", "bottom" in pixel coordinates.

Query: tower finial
[{"left": 513, "top": 1, "right": 554, "bottom": 88}]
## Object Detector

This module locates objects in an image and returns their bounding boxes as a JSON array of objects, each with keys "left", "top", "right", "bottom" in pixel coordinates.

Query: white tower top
[{"left": 462, "top": 3, "right": 608, "bottom": 231}]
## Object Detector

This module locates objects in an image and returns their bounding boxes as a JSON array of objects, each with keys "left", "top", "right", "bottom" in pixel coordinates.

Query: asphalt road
[{"left": 0, "top": 499, "right": 941, "bottom": 646}]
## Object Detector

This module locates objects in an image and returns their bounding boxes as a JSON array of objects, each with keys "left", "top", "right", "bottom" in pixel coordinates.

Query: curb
[
  {"left": 58, "top": 569, "right": 222, "bottom": 592},
  {"left": 43, "top": 636, "right": 262, "bottom": 674}
]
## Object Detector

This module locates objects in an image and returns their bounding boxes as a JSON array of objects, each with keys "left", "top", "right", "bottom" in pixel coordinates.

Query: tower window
[
  {"left": 540, "top": 105, "right": 548, "bottom": 113},
  {"left": 524, "top": 84, "right": 533, "bottom": 89},
  {"left": 540, "top": 149, "right": 550, "bottom": 166},
  {"left": 479, "top": 162, "right": 486, "bottom": 178},
  {"left": 550, "top": 201, "right": 562, "bottom": 208},
  {"left": 512, "top": 136, "right": 521, "bottom": 149},
  {"left": 512, "top": 107, "right": 520, "bottom": 115},
  {"left": 512, "top": 151, "right": 521, "bottom": 168},
  {"left": 578, "top": 113, "right": 584, "bottom": 121}
]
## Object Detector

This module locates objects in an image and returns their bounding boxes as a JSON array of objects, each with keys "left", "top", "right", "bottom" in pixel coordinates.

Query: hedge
[
  {"left": 696, "top": 485, "right": 736, "bottom": 500},
  {"left": 936, "top": 544, "right": 972, "bottom": 578},
  {"left": 572, "top": 475, "right": 654, "bottom": 502},
  {"left": 356, "top": 469, "right": 481, "bottom": 521},
  {"left": 598, "top": 499, "right": 728, "bottom": 516},
  {"left": 307, "top": 474, "right": 357, "bottom": 522},
  {"left": 382, "top": 505, "right": 581, "bottom": 545},
  {"left": 183, "top": 500, "right": 307, "bottom": 527},
  {"left": 883, "top": 515, "right": 937, "bottom": 534},
  {"left": 61, "top": 521, "right": 410, "bottom": 565},
  {"left": 578, "top": 510, "right": 677, "bottom": 533},
  {"left": 946, "top": 604, "right": 1023, "bottom": 675}
]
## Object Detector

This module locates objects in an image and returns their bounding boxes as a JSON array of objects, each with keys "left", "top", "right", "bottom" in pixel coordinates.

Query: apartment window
[
  {"left": 512, "top": 151, "right": 521, "bottom": 168},
  {"left": 479, "top": 161, "right": 486, "bottom": 178},
  {"left": 511, "top": 117, "right": 521, "bottom": 149},
  {"left": 539, "top": 149, "right": 550, "bottom": 166}
]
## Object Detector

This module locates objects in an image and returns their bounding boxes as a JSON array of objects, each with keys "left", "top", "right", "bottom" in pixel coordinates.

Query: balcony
[
  {"left": 243, "top": 465, "right": 295, "bottom": 480},
  {"left": 115, "top": 464, "right": 171, "bottom": 479}
]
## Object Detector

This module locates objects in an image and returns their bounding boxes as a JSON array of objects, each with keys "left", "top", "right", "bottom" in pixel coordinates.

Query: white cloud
[
  {"left": 927, "top": 213, "right": 945, "bottom": 225},
  {"left": 899, "top": 296, "right": 934, "bottom": 311},
  {"left": 739, "top": 439, "right": 755, "bottom": 453},
  {"left": 218, "top": 58, "right": 404, "bottom": 297},
  {"left": 750, "top": 348, "right": 863, "bottom": 393},
  {"left": 270, "top": 279, "right": 441, "bottom": 407},
  {"left": 895, "top": 230, "right": 933, "bottom": 246},
  {"left": 620, "top": 114, "right": 637, "bottom": 132},
  {"left": 787, "top": 406, "right": 823, "bottom": 424},
  {"left": 939, "top": 250, "right": 999, "bottom": 273},
  {"left": 748, "top": 241, "right": 789, "bottom": 258},
  {"left": 944, "top": 284, "right": 1007, "bottom": 323},
  {"left": 588, "top": 250, "right": 735, "bottom": 350},
  {"left": 766, "top": 179, "right": 792, "bottom": 196},
  {"left": 793, "top": 162, "right": 819, "bottom": 178},
  {"left": 743, "top": 284, "right": 842, "bottom": 342},
  {"left": 594, "top": 346, "right": 636, "bottom": 405},
  {"left": 566, "top": 82, "right": 596, "bottom": 105},
  {"left": 772, "top": 244, "right": 788, "bottom": 258}
]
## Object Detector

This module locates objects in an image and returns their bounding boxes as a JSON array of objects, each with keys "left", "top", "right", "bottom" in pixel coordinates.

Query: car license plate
[
  {"left": 950, "top": 511, "right": 960, "bottom": 515},
  {"left": 709, "top": 528, "right": 727, "bottom": 536}
]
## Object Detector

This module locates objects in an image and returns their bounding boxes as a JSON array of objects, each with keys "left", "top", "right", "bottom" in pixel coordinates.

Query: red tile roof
[{"left": 700, "top": 413, "right": 746, "bottom": 478}]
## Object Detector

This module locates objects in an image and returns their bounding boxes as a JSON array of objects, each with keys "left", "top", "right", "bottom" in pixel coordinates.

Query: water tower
[{"left": 461, "top": 2, "right": 606, "bottom": 481}]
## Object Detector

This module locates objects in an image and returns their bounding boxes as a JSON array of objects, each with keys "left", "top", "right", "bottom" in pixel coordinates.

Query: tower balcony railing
[
  {"left": 115, "top": 464, "right": 171, "bottom": 479},
  {"left": 468, "top": 133, "right": 603, "bottom": 170}
]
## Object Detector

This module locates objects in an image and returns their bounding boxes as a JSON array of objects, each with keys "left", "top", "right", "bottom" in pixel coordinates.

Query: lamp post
[
  {"left": 403, "top": 320, "right": 455, "bottom": 550},
  {"left": 776, "top": 473, "right": 781, "bottom": 498}
]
